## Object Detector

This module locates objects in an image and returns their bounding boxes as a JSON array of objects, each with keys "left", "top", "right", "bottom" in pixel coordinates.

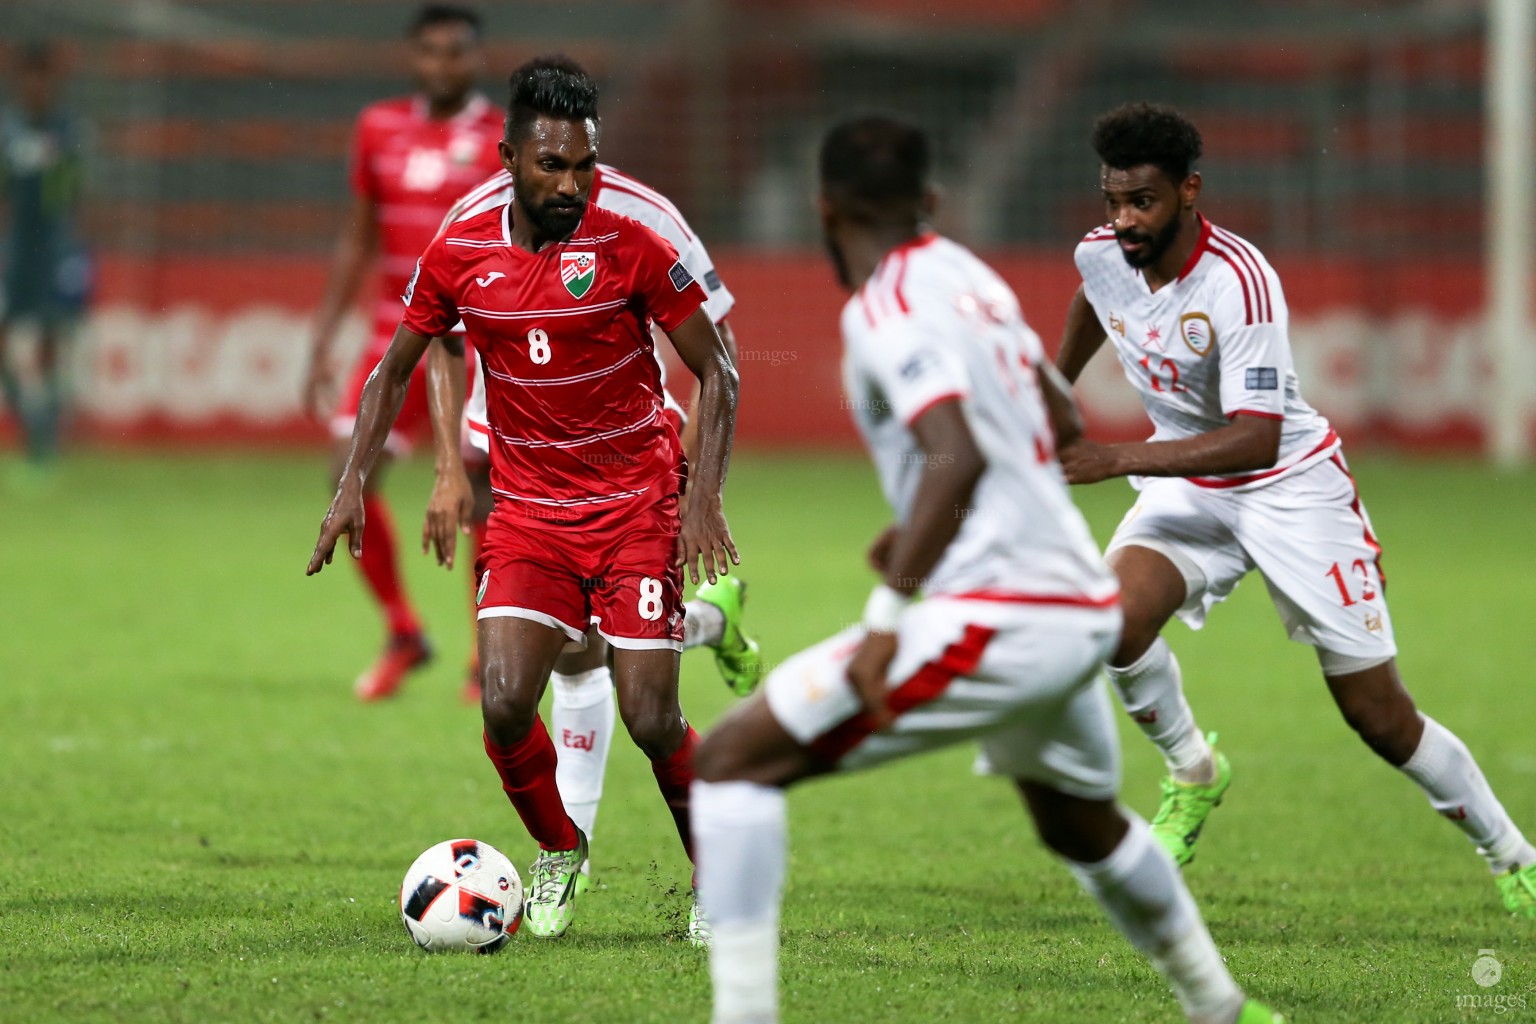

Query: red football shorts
[{"left": 474, "top": 494, "right": 685, "bottom": 651}]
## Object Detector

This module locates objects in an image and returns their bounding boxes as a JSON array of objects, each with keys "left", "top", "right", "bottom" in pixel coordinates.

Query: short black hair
[
  {"left": 819, "top": 116, "right": 930, "bottom": 224},
  {"left": 407, "top": 4, "right": 482, "bottom": 40},
  {"left": 505, "top": 55, "right": 600, "bottom": 142},
  {"left": 1091, "top": 103, "right": 1202, "bottom": 184}
]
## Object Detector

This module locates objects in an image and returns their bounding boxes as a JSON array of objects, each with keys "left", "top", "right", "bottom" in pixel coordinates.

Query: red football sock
[
  {"left": 651, "top": 725, "right": 699, "bottom": 864},
  {"left": 483, "top": 722, "right": 579, "bottom": 851},
  {"left": 357, "top": 493, "right": 420, "bottom": 637}
]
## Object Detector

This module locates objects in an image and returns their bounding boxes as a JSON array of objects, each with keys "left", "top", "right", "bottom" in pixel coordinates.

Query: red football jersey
[
  {"left": 348, "top": 94, "right": 505, "bottom": 356},
  {"left": 400, "top": 202, "right": 708, "bottom": 517}
]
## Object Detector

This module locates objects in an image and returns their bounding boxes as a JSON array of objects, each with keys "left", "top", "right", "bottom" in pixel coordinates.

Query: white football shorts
[
  {"left": 1106, "top": 451, "right": 1397, "bottom": 665},
  {"left": 764, "top": 595, "right": 1123, "bottom": 800}
]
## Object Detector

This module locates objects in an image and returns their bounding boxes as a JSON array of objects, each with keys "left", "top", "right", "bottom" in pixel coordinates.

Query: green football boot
[
  {"left": 1149, "top": 732, "right": 1231, "bottom": 868},
  {"left": 1236, "top": 1000, "right": 1285, "bottom": 1023},
  {"left": 574, "top": 858, "right": 593, "bottom": 898},
  {"left": 524, "top": 828, "right": 588, "bottom": 939},
  {"left": 1496, "top": 861, "right": 1536, "bottom": 918},
  {"left": 687, "top": 889, "right": 711, "bottom": 948},
  {"left": 694, "top": 576, "right": 763, "bottom": 697}
]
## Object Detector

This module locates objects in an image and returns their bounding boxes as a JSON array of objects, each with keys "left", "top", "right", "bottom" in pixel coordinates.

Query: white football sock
[
  {"left": 1107, "top": 638, "right": 1214, "bottom": 784},
  {"left": 1067, "top": 815, "right": 1244, "bottom": 1024},
  {"left": 694, "top": 779, "right": 785, "bottom": 1024},
  {"left": 550, "top": 667, "right": 615, "bottom": 847},
  {"left": 1400, "top": 715, "right": 1536, "bottom": 874},
  {"left": 683, "top": 598, "right": 726, "bottom": 650}
]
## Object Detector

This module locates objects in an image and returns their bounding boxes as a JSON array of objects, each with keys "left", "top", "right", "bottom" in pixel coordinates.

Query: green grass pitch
[{"left": 1, "top": 452, "right": 1533, "bottom": 1022}]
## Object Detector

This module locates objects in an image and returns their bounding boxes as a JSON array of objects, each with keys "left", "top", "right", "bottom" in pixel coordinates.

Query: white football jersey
[
  {"left": 1075, "top": 215, "right": 1337, "bottom": 489},
  {"left": 842, "top": 234, "right": 1117, "bottom": 603},
  {"left": 450, "top": 165, "right": 733, "bottom": 442}
]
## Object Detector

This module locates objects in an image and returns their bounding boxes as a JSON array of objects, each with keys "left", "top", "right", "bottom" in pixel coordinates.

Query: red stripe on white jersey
[
  {"left": 807, "top": 624, "right": 996, "bottom": 765},
  {"left": 1329, "top": 452, "right": 1387, "bottom": 584},
  {"left": 1189, "top": 427, "right": 1339, "bottom": 488},
  {"left": 1211, "top": 226, "right": 1272, "bottom": 323},
  {"left": 891, "top": 249, "right": 912, "bottom": 314},
  {"left": 1228, "top": 409, "right": 1284, "bottom": 421},
  {"left": 902, "top": 390, "right": 965, "bottom": 429},
  {"left": 594, "top": 177, "right": 696, "bottom": 244},
  {"left": 1206, "top": 237, "right": 1257, "bottom": 325},
  {"left": 460, "top": 170, "right": 512, "bottom": 208}
]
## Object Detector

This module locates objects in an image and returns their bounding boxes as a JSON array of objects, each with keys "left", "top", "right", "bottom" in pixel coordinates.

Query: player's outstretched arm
[
  {"left": 1056, "top": 285, "right": 1109, "bottom": 385},
  {"left": 304, "top": 194, "right": 379, "bottom": 418},
  {"left": 307, "top": 325, "right": 432, "bottom": 575},
  {"left": 1059, "top": 414, "right": 1282, "bottom": 486},
  {"left": 421, "top": 336, "right": 474, "bottom": 569},
  {"left": 666, "top": 308, "right": 740, "bottom": 585}
]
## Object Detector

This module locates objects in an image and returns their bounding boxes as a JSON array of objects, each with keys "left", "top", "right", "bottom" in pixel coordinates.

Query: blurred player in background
[
  {"left": 302, "top": 4, "right": 504, "bottom": 700},
  {"left": 0, "top": 41, "right": 91, "bottom": 482},
  {"left": 309, "top": 58, "right": 739, "bottom": 942},
  {"left": 692, "top": 116, "right": 1281, "bottom": 1024},
  {"left": 1057, "top": 102, "right": 1536, "bottom": 917},
  {"left": 420, "top": 157, "right": 763, "bottom": 892}
]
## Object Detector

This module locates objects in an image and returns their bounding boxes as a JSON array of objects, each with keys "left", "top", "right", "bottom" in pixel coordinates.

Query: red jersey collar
[
  {"left": 861, "top": 230, "right": 938, "bottom": 288},
  {"left": 1176, "top": 213, "right": 1213, "bottom": 283}
]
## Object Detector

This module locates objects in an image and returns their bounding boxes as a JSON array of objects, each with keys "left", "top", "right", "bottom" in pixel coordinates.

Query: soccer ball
[{"left": 398, "top": 839, "right": 523, "bottom": 953}]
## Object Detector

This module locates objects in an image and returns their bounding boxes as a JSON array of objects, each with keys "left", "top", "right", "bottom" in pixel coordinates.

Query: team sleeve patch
[
  {"left": 899, "top": 351, "right": 940, "bottom": 381},
  {"left": 668, "top": 261, "right": 695, "bottom": 292},
  {"left": 703, "top": 269, "right": 723, "bottom": 293},
  {"left": 1245, "top": 367, "right": 1279, "bottom": 390}
]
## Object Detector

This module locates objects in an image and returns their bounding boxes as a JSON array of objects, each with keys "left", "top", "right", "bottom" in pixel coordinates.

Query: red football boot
[{"left": 354, "top": 632, "right": 433, "bottom": 701}]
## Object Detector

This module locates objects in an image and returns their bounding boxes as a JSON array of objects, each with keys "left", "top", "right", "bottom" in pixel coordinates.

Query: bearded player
[
  {"left": 1056, "top": 102, "right": 1536, "bottom": 917},
  {"left": 691, "top": 116, "right": 1281, "bottom": 1024},
  {"left": 302, "top": 4, "right": 504, "bottom": 700},
  {"left": 418, "top": 152, "right": 763, "bottom": 894},
  {"left": 308, "top": 58, "right": 738, "bottom": 942}
]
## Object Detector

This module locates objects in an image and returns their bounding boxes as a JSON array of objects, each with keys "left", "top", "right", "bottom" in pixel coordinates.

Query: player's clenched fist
[
  {"left": 675, "top": 495, "right": 739, "bottom": 586},
  {"left": 1057, "top": 438, "right": 1121, "bottom": 485},
  {"left": 308, "top": 483, "right": 366, "bottom": 575}
]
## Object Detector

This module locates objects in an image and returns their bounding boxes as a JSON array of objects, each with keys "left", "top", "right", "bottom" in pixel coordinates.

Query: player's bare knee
[
  {"left": 619, "top": 704, "right": 684, "bottom": 760},
  {"left": 478, "top": 669, "right": 538, "bottom": 744},
  {"left": 1019, "top": 782, "right": 1127, "bottom": 863}
]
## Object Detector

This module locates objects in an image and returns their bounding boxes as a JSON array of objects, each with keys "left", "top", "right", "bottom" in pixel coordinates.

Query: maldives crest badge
[{"left": 560, "top": 251, "right": 597, "bottom": 298}]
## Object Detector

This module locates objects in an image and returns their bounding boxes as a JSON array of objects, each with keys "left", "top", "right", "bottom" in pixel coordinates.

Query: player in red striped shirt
[
  {"left": 302, "top": 4, "right": 504, "bottom": 701},
  {"left": 307, "top": 57, "right": 739, "bottom": 941}
]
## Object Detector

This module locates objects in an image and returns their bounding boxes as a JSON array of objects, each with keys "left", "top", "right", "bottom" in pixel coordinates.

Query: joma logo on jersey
[
  {"left": 1179, "top": 312, "right": 1215, "bottom": 357},
  {"left": 560, "top": 251, "right": 597, "bottom": 298}
]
